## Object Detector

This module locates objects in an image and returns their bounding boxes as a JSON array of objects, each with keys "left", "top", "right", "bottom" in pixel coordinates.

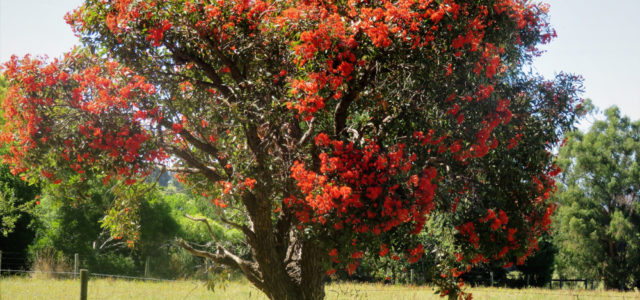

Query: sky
[
  {"left": 1, "top": 0, "right": 639, "bottom": 127},
  {"left": 532, "top": 0, "right": 640, "bottom": 128}
]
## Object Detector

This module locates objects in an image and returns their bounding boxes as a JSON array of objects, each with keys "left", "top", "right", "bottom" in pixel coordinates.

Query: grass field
[{"left": 1, "top": 276, "right": 639, "bottom": 299}]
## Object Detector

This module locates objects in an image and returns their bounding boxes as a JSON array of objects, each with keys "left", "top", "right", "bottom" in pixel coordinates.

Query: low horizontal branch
[{"left": 176, "top": 238, "right": 265, "bottom": 291}]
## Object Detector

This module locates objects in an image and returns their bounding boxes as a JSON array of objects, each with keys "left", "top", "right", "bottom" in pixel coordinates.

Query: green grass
[{"left": 1, "top": 276, "right": 639, "bottom": 300}]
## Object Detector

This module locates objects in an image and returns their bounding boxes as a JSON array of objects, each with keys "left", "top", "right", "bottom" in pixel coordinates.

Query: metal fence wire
[
  {"left": 2, "top": 250, "right": 640, "bottom": 300},
  {"left": 0, "top": 251, "right": 179, "bottom": 281},
  {"left": 1, "top": 269, "right": 639, "bottom": 300}
]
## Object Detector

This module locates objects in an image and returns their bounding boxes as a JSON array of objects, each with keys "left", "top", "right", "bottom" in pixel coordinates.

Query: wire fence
[
  {"left": 2, "top": 251, "right": 640, "bottom": 299},
  {"left": 0, "top": 268, "right": 224, "bottom": 300},
  {"left": 0, "top": 251, "right": 178, "bottom": 282},
  {"left": 90, "top": 272, "right": 175, "bottom": 282},
  {"left": 0, "top": 269, "right": 76, "bottom": 275},
  {"left": 0, "top": 268, "right": 174, "bottom": 281},
  {"left": 2, "top": 269, "right": 640, "bottom": 300}
]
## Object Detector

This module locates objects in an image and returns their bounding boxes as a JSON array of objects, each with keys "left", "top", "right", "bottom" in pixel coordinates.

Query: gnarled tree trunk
[{"left": 178, "top": 191, "right": 327, "bottom": 300}]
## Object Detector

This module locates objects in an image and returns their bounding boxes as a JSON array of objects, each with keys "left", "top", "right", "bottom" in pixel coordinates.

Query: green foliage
[
  {"left": 163, "top": 192, "right": 244, "bottom": 246},
  {"left": 28, "top": 176, "right": 248, "bottom": 279},
  {"left": 0, "top": 75, "right": 38, "bottom": 237},
  {"left": 0, "top": 76, "right": 40, "bottom": 270},
  {"left": 517, "top": 239, "right": 556, "bottom": 287},
  {"left": 153, "top": 190, "right": 248, "bottom": 278},
  {"left": 0, "top": 171, "right": 37, "bottom": 237},
  {"left": 554, "top": 106, "right": 640, "bottom": 289},
  {"left": 29, "top": 180, "right": 180, "bottom": 276}
]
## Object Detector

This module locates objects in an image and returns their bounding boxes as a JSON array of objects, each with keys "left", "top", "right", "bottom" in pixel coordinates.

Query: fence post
[
  {"left": 144, "top": 256, "right": 150, "bottom": 278},
  {"left": 80, "top": 269, "right": 89, "bottom": 300},
  {"left": 490, "top": 271, "right": 494, "bottom": 287},
  {"left": 410, "top": 269, "right": 413, "bottom": 284},
  {"left": 74, "top": 253, "right": 79, "bottom": 278}
]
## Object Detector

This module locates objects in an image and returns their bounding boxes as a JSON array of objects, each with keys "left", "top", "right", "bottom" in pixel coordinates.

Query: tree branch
[
  {"left": 333, "top": 89, "right": 359, "bottom": 137},
  {"left": 167, "top": 45, "right": 236, "bottom": 101},
  {"left": 333, "top": 68, "right": 376, "bottom": 137},
  {"left": 244, "top": 123, "right": 267, "bottom": 168},
  {"left": 161, "top": 119, "right": 232, "bottom": 178},
  {"left": 185, "top": 214, "right": 219, "bottom": 242},
  {"left": 167, "top": 146, "right": 224, "bottom": 182},
  {"left": 297, "top": 118, "right": 315, "bottom": 147},
  {"left": 162, "top": 166, "right": 200, "bottom": 173},
  {"left": 176, "top": 239, "right": 265, "bottom": 291},
  {"left": 203, "top": 36, "right": 244, "bottom": 84},
  {"left": 219, "top": 216, "right": 256, "bottom": 242}
]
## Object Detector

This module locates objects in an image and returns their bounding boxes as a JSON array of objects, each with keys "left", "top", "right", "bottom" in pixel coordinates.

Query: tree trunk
[
  {"left": 179, "top": 187, "right": 328, "bottom": 300},
  {"left": 180, "top": 224, "right": 327, "bottom": 300},
  {"left": 249, "top": 237, "right": 326, "bottom": 300},
  {"left": 299, "top": 240, "right": 326, "bottom": 300}
]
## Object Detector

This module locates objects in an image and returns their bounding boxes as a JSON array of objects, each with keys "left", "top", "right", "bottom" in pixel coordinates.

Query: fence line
[
  {"left": 0, "top": 269, "right": 173, "bottom": 282},
  {"left": 2, "top": 270, "right": 639, "bottom": 299},
  {"left": 1, "top": 249, "right": 637, "bottom": 299},
  {"left": 0, "top": 252, "right": 172, "bottom": 280},
  {"left": 91, "top": 272, "right": 175, "bottom": 282},
  {"left": 0, "top": 269, "right": 78, "bottom": 275}
]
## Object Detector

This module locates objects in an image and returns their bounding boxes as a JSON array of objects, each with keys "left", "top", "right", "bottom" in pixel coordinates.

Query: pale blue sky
[
  {"left": 1, "top": 0, "right": 639, "bottom": 126},
  {"left": 533, "top": 0, "right": 640, "bottom": 127}
]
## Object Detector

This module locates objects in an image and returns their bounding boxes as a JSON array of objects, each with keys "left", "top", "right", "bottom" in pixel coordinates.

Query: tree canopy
[
  {"left": 1, "top": 0, "right": 583, "bottom": 299},
  {"left": 554, "top": 107, "right": 640, "bottom": 290}
]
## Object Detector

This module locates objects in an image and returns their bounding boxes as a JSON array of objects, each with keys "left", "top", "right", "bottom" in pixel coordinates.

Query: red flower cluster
[
  {"left": 291, "top": 133, "right": 438, "bottom": 237},
  {"left": 146, "top": 19, "right": 172, "bottom": 47},
  {"left": 1, "top": 53, "right": 165, "bottom": 185},
  {"left": 480, "top": 209, "right": 509, "bottom": 231}
]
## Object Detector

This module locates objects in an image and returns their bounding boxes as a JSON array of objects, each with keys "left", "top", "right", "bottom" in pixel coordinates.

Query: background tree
[
  {"left": 0, "top": 160, "right": 40, "bottom": 271},
  {"left": 1, "top": 0, "right": 583, "bottom": 299},
  {"left": 28, "top": 178, "right": 247, "bottom": 278},
  {"left": 554, "top": 106, "right": 640, "bottom": 290},
  {"left": 29, "top": 179, "right": 183, "bottom": 276}
]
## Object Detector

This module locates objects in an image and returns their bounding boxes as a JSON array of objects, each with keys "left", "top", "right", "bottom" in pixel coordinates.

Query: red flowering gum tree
[{"left": 1, "top": 0, "right": 583, "bottom": 299}]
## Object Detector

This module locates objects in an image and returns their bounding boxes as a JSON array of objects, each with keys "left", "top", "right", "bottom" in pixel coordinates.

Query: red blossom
[
  {"left": 379, "top": 244, "right": 389, "bottom": 257},
  {"left": 244, "top": 177, "right": 257, "bottom": 189}
]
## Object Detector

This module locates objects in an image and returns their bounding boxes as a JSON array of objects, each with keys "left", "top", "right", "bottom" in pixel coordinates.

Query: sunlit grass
[
  {"left": 326, "top": 282, "right": 640, "bottom": 300},
  {"left": 1, "top": 276, "right": 638, "bottom": 299},
  {"left": 0, "top": 276, "right": 251, "bottom": 300}
]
